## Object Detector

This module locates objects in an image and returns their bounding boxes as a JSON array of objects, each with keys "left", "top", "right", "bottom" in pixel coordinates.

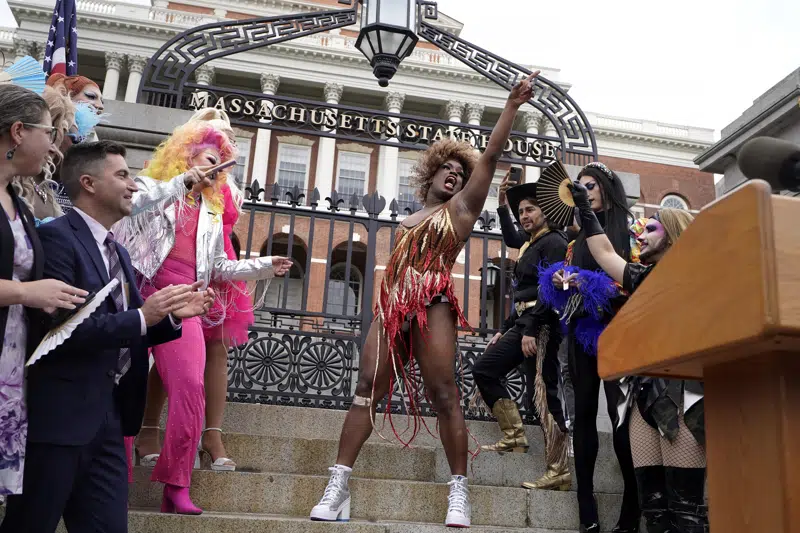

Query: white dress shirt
[{"left": 73, "top": 208, "right": 180, "bottom": 334}]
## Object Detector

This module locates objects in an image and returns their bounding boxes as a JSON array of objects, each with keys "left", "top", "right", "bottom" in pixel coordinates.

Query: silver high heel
[{"left": 198, "top": 427, "right": 236, "bottom": 472}]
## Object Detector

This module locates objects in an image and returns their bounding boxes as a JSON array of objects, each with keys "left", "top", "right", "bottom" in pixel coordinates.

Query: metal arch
[
  {"left": 416, "top": 8, "right": 598, "bottom": 161},
  {"left": 137, "top": 2, "right": 358, "bottom": 107},
  {"left": 138, "top": 0, "right": 597, "bottom": 163}
]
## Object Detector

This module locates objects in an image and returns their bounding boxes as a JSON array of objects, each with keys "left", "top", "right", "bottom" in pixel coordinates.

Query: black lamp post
[{"left": 354, "top": 0, "right": 419, "bottom": 87}]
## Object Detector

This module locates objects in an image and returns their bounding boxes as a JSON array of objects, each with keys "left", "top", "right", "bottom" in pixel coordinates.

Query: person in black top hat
[{"left": 472, "top": 169, "right": 571, "bottom": 491}]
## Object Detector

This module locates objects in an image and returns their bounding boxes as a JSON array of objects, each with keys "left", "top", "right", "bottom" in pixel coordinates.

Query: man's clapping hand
[
  {"left": 140, "top": 283, "right": 197, "bottom": 327},
  {"left": 172, "top": 286, "right": 215, "bottom": 320}
]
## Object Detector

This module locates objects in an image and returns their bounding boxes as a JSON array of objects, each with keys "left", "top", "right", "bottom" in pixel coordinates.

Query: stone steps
[
  {"left": 127, "top": 510, "right": 584, "bottom": 533},
  {"left": 187, "top": 432, "right": 623, "bottom": 493},
  {"left": 129, "top": 468, "right": 624, "bottom": 530},
  {"left": 214, "top": 403, "right": 613, "bottom": 458}
]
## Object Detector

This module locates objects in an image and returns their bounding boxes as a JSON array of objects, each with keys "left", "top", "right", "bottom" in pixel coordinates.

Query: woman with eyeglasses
[
  {"left": 14, "top": 87, "right": 100, "bottom": 221},
  {"left": 0, "top": 84, "right": 88, "bottom": 495}
]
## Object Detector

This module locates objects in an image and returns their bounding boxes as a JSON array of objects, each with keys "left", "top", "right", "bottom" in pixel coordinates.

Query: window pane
[
  {"left": 337, "top": 152, "right": 369, "bottom": 198},
  {"left": 326, "top": 264, "right": 362, "bottom": 316},
  {"left": 230, "top": 137, "right": 251, "bottom": 188},
  {"left": 277, "top": 145, "right": 310, "bottom": 191},
  {"left": 397, "top": 158, "right": 416, "bottom": 210}
]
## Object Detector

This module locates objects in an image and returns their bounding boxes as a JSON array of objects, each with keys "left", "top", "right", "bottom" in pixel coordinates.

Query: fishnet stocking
[{"left": 629, "top": 407, "right": 706, "bottom": 468}]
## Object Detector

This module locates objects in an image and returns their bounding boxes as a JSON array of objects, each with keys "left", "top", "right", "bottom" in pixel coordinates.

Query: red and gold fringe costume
[{"left": 373, "top": 203, "right": 470, "bottom": 445}]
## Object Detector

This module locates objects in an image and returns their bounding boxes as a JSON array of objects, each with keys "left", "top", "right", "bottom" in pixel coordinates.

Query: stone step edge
[
  {"left": 128, "top": 508, "right": 576, "bottom": 533},
  {"left": 130, "top": 467, "right": 623, "bottom": 495}
]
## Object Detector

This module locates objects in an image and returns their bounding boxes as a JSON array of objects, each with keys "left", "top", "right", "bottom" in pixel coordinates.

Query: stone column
[
  {"left": 250, "top": 73, "right": 281, "bottom": 191},
  {"left": 522, "top": 110, "right": 543, "bottom": 181},
  {"left": 465, "top": 103, "right": 484, "bottom": 127},
  {"left": 194, "top": 64, "right": 215, "bottom": 86},
  {"left": 377, "top": 92, "right": 405, "bottom": 214},
  {"left": 444, "top": 100, "right": 466, "bottom": 123},
  {"left": 315, "top": 82, "right": 343, "bottom": 206},
  {"left": 13, "top": 38, "right": 35, "bottom": 62},
  {"left": 36, "top": 45, "right": 46, "bottom": 65},
  {"left": 102, "top": 52, "right": 124, "bottom": 101},
  {"left": 124, "top": 55, "right": 147, "bottom": 103}
]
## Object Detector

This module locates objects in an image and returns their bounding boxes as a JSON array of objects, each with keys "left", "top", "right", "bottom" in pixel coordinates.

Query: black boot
[
  {"left": 665, "top": 467, "right": 708, "bottom": 533},
  {"left": 635, "top": 466, "right": 671, "bottom": 533},
  {"left": 579, "top": 524, "right": 599, "bottom": 533}
]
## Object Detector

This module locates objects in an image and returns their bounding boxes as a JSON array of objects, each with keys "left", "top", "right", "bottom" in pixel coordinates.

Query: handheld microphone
[{"left": 738, "top": 136, "right": 800, "bottom": 191}]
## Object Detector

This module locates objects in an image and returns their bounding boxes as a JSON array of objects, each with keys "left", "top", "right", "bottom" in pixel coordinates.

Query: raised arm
[
  {"left": 568, "top": 181, "right": 627, "bottom": 283},
  {"left": 496, "top": 170, "right": 528, "bottom": 249},
  {"left": 450, "top": 71, "right": 539, "bottom": 237}
]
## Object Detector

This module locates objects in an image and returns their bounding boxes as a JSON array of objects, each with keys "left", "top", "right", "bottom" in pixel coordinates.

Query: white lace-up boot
[
  {"left": 445, "top": 475, "right": 471, "bottom": 528},
  {"left": 310, "top": 464, "right": 352, "bottom": 522}
]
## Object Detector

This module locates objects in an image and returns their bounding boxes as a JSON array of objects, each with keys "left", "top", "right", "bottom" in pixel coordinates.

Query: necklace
[{"left": 33, "top": 182, "right": 48, "bottom": 203}]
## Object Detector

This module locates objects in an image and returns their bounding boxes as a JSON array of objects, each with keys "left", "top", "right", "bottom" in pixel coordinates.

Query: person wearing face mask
[
  {"left": 538, "top": 162, "right": 641, "bottom": 533},
  {"left": 309, "top": 71, "right": 540, "bottom": 529},
  {"left": 46, "top": 73, "right": 105, "bottom": 116},
  {"left": 13, "top": 87, "right": 101, "bottom": 222},
  {"left": 0, "top": 85, "right": 89, "bottom": 497},
  {"left": 471, "top": 169, "right": 571, "bottom": 492},
  {"left": 113, "top": 119, "right": 291, "bottom": 515},
  {"left": 567, "top": 181, "right": 706, "bottom": 533}
]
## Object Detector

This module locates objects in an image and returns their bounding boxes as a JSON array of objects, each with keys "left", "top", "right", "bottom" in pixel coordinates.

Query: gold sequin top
[{"left": 376, "top": 203, "right": 469, "bottom": 351}]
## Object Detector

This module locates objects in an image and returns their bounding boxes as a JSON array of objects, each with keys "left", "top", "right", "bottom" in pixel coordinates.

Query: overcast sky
[{"left": 2, "top": 0, "right": 798, "bottom": 137}]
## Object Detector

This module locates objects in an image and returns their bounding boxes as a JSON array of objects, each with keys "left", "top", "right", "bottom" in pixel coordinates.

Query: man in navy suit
[{"left": 1, "top": 141, "right": 213, "bottom": 533}]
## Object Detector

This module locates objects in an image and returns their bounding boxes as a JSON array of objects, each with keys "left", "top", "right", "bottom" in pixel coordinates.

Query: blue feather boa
[{"left": 538, "top": 261, "right": 621, "bottom": 356}]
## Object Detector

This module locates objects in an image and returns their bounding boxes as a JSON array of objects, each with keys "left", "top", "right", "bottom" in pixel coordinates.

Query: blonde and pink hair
[{"left": 141, "top": 121, "right": 237, "bottom": 214}]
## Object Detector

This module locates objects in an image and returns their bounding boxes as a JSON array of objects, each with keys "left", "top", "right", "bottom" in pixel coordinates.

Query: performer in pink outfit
[{"left": 115, "top": 119, "right": 291, "bottom": 514}]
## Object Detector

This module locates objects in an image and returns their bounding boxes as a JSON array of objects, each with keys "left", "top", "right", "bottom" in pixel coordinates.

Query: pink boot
[{"left": 160, "top": 484, "right": 203, "bottom": 515}]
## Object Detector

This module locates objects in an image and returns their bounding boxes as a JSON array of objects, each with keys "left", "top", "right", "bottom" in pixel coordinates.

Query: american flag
[{"left": 43, "top": 0, "right": 78, "bottom": 76}]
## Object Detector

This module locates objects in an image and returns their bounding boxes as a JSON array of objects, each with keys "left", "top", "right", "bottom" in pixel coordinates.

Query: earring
[{"left": 5, "top": 146, "right": 16, "bottom": 160}]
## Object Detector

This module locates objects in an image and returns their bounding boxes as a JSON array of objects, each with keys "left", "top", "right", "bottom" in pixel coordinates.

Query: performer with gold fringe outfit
[{"left": 472, "top": 171, "right": 570, "bottom": 491}]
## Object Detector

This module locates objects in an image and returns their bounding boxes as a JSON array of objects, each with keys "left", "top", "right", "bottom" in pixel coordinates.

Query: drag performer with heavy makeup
[
  {"left": 538, "top": 162, "right": 640, "bottom": 533},
  {"left": 309, "top": 71, "right": 539, "bottom": 529},
  {"left": 567, "top": 182, "right": 707, "bottom": 533},
  {"left": 133, "top": 109, "right": 257, "bottom": 475},
  {"left": 472, "top": 169, "right": 571, "bottom": 492},
  {"left": 114, "top": 119, "right": 290, "bottom": 515}
]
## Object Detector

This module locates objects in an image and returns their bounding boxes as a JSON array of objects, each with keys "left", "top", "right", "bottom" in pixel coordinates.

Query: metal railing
[{"left": 227, "top": 182, "right": 536, "bottom": 423}]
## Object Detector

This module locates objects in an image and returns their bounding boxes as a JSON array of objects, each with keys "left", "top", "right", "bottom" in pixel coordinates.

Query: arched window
[
  {"left": 660, "top": 194, "right": 689, "bottom": 210},
  {"left": 326, "top": 264, "right": 363, "bottom": 317}
]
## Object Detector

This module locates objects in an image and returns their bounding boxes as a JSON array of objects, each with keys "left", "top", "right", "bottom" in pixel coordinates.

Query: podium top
[{"left": 599, "top": 180, "right": 800, "bottom": 380}]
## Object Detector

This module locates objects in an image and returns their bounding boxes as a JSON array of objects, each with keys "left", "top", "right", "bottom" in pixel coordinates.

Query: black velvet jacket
[{"left": 497, "top": 204, "right": 567, "bottom": 337}]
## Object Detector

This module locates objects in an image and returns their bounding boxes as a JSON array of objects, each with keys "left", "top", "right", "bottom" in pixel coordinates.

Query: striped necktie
[{"left": 105, "top": 232, "right": 130, "bottom": 384}]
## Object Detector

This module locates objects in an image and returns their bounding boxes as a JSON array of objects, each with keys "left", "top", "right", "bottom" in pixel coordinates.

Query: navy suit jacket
[{"left": 27, "top": 209, "right": 180, "bottom": 445}]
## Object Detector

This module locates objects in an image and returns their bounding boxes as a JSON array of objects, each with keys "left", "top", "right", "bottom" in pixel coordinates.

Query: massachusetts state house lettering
[{"left": 189, "top": 91, "right": 558, "bottom": 162}]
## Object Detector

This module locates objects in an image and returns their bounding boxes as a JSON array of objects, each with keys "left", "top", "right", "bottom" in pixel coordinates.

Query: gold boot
[
  {"left": 522, "top": 467, "right": 572, "bottom": 491},
  {"left": 522, "top": 324, "right": 572, "bottom": 490},
  {"left": 481, "top": 398, "right": 529, "bottom": 453}
]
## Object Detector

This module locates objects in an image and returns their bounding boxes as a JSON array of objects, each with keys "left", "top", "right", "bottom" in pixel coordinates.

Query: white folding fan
[
  {"left": 27, "top": 278, "right": 120, "bottom": 367},
  {"left": 0, "top": 56, "right": 46, "bottom": 95}
]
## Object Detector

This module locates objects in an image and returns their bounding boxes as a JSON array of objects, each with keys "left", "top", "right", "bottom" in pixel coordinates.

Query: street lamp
[
  {"left": 481, "top": 261, "right": 501, "bottom": 289},
  {"left": 355, "top": 0, "right": 419, "bottom": 87}
]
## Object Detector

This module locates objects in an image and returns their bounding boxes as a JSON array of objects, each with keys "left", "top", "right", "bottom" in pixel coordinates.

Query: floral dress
[{"left": 0, "top": 213, "right": 33, "bottom": 495}]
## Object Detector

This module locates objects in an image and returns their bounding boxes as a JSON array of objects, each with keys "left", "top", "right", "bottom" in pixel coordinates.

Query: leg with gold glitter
[{"left": 522, "top": 325, "right": 571, "bottom": 491}]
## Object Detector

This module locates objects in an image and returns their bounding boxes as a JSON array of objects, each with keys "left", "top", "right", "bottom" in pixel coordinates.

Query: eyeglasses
[
  {"left": 66, "top": 132, "right": 86, "bottom": 144},
  {"left": 22, "top": 123, "right": 58, "bottom": 144}
]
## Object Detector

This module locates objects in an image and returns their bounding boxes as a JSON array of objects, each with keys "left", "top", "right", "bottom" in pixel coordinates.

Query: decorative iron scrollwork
[
  {"left": 417, "top": 20, "right": 597, "bottom": 160},
  {"left": 139, "top": 6, "right": 358, "bottom": 106}
]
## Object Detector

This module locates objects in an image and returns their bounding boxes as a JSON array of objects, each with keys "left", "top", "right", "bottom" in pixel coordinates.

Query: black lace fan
[{"left": 536, "top": 161, "right": 575, "bottom": 227}]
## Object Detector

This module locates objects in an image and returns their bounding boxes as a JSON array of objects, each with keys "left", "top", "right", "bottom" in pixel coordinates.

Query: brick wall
[{"left": 599, "top": 155, "right": 715, "bottom": 215}]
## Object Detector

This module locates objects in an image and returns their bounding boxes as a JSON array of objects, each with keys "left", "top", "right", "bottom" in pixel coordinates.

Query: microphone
[{"left": 738, "top": 137, "right": 800, "bottom": 191}]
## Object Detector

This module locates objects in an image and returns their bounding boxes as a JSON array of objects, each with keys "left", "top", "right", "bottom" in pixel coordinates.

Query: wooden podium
[{"left": 599, "top": 180, "right": 800, "bottom": 533}]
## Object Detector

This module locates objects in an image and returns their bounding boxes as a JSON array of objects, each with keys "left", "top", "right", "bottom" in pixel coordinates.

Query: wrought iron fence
[{"left": 227, "top": 181, "right": 539, "bottom": 424}]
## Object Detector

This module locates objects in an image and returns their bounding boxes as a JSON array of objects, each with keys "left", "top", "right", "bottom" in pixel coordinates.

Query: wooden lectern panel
[{"left": 598, "top": 180, "right": 800, "bottom": 380}]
